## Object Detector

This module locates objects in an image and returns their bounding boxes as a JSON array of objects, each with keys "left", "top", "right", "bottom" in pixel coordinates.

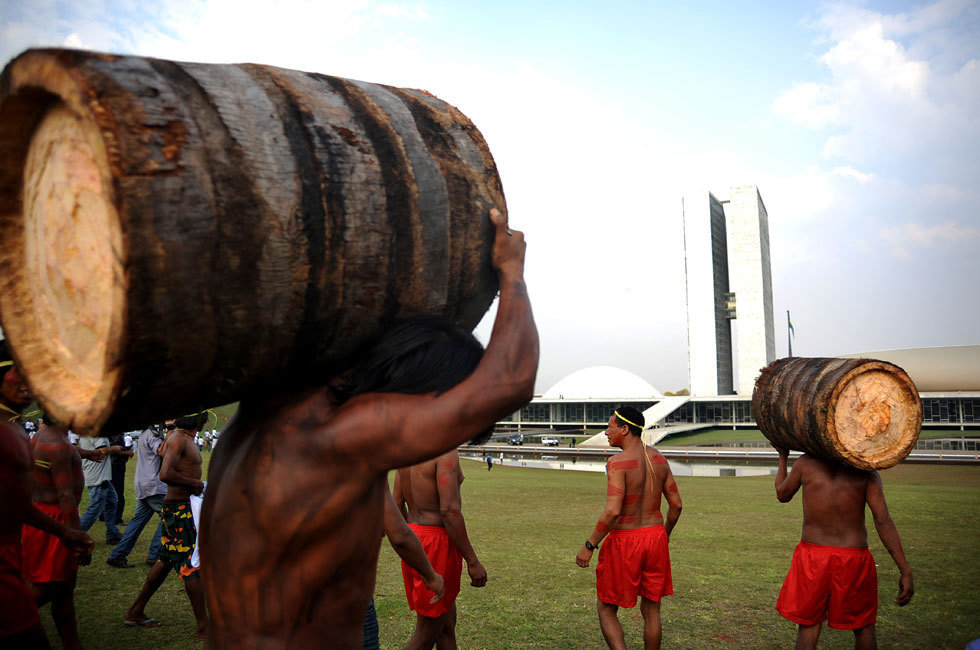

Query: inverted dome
[
  {"left": 542, "top": 366, "right": 662, "bottom": 400},
  {"left": 840, "top": 345, "right": 980, "bottom": 392}
]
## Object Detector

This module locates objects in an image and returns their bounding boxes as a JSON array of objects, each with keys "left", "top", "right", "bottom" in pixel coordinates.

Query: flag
[{"left": 787, "top": 311, "right": 795, "bottom": 337}]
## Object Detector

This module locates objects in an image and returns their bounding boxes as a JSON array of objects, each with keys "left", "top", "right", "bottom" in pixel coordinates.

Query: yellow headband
[
  {"left": 181, "top": 409, "right": 218, "bottom": 426},
  {"left": 0, "top": 360, "right": 13, "bottom": 368},
  {"left": 614, "top": 410, "right": 643, "bottom": 430}
]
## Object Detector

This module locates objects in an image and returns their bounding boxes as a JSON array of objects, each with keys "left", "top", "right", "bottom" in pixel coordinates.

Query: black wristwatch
[{"left": 585, "top": 540, "right": 598, "bottom": 551}]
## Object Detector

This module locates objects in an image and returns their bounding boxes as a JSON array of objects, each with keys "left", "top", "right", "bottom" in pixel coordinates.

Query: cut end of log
[
  {"left": 1, "top": 49, "right": 503, "bottom": 434},
  {"left": 754, "top": 357, "right": 923, "bottom": 471},
  {"left": 830, "top": 365, "right": 921, "bottom": 470},
  {"left": 8, "top": 102, "right": 123, "bottom": 431}
]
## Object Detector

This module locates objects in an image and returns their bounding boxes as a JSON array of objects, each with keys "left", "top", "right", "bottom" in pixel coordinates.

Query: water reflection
[{"left": 464, "top": 453, "right": 777, "bottom": 478}]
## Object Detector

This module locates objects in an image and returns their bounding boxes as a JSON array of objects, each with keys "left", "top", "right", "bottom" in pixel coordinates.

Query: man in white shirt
[{"left": 79, "top": 437, "right": 129, "bottom": 544}]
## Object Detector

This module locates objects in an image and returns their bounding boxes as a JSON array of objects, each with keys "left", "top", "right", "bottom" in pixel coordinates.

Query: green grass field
[
  {"left": 657, "top": 428, "right": 768, "bottom": 446},
  {"left": 51, "top": 455, "right": 979, "bottom": 648}
]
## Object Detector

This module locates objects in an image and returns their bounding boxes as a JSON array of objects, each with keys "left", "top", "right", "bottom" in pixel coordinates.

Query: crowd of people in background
[{"left": 0, "top": 337, "right": 224, "bottom": 648}]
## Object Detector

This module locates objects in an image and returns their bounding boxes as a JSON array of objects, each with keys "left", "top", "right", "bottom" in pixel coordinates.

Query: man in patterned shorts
[{"left": 123, "top": 412, "right": 209, "bottom": 640}]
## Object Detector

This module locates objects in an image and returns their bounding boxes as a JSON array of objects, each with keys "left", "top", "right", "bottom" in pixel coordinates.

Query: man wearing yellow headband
[
  {"left": 0, "top": 341, "right": 33, "bottom": 422},
  {"left": 576, "top": 406, "right": 683, "bottom": 650}
]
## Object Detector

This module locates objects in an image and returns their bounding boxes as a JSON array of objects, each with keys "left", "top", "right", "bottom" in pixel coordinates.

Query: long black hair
[
  {"left": 341, "top": 315, "right": 484, "bottom": 398},
  {"left": 338, "top": 315, "right": 493, "bottom": 444}
]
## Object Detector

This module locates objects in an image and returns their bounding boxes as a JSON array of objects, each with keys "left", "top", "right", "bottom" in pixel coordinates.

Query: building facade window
[{"left": 922, "top": 398, "right": 963, "bottom": 423}]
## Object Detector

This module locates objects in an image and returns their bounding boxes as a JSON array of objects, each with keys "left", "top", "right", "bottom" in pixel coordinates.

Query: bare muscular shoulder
[
  {"left": 201, "top": 393, "right": 389, "bottom": 646},
  {"left": 31, "top": 428, "right": 82, "bottom": 504}
]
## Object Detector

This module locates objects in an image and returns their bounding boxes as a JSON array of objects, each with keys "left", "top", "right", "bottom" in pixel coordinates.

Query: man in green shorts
[{"left": 123, "top": 413, "right": 209, "bottom": 640}]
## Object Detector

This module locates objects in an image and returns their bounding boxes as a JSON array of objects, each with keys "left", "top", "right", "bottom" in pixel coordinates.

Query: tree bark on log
[
  {"left": 0, "top": 48, "right": 506, "bottom": 434},
  {"left": 752, "top": 357, "right": 922, "bottom": 470}
]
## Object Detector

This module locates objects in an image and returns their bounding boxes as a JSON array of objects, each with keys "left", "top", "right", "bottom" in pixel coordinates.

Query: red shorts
[
  {"left": 21, "top": 502, "right": 77, "bottom": 584},
  {"left": 777, "top": 541, "right": 877, "bottom": 630},
  {"left": 596, "top": 525, "right": 673, "bottom": 608},
  {"left": 0, "top": 535, "right": 41, "bottom": 637},
  {"left": 401, "top": 524, "right": 462, "bottom": 618}
]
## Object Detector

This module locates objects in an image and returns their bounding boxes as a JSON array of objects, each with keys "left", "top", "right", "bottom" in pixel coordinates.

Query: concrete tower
[
  {"left": 682, "top": 185, "right": 775, "bottom": 396},
  {"left": 682, "top": 192, "right": 734, "bottom": 396}
]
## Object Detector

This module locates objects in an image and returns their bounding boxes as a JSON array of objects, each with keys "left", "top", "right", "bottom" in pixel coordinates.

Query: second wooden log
[{"left": 752, "top": 357, "right": 922, "bottom": 470}]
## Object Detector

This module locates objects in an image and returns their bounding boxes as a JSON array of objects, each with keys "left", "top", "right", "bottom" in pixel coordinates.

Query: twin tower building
[{"left": 683, "top": 185, "right": 776, "bottom": 397}]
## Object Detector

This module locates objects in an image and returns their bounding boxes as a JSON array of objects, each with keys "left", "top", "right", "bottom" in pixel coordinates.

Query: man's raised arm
[
  {"left": 346, "top": 207, "right": 539, "bottom": 471},
  {"left": 774, "top": 446, "right": 803, "bottom": 503}
]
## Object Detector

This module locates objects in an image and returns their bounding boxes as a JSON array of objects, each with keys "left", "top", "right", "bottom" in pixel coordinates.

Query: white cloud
[
  {"left": 831, "top": 165, "right": 873, "bottom": 183},
  {"left": 820, "top": 22, "right": 928, "bottom": 98},
  {"left": 372, "top": 3, "right": 427, "bottom": 21},
  {"left": 773, "top": 0, "right": 979, "bottom": 185},
  {"left": 882, "top": 220, "right": 980, "bottom": 259},
  {"left": 772, "top": 81, "right": 841, "bottom": 128}
]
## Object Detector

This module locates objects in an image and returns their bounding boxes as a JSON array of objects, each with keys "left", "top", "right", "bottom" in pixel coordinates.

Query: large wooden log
[
  {"left": 752, "top": 357, "right": 922, "bottom": 470},
  {"left": 0, "top": 48, "right": 506, "bottom": 434}
]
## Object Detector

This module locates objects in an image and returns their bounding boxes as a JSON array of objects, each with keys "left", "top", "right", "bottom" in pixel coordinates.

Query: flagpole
[{"left": 787, "top": 310, "right": 793, "bottom": 357}]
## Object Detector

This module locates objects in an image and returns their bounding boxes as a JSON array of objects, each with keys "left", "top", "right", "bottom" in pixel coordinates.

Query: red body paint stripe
[
  {"left": 609, "top": 460, "right": 639, "bottom": 470},
  {"left": 623, "top": 494, "right": 642, "bottom": 505}
]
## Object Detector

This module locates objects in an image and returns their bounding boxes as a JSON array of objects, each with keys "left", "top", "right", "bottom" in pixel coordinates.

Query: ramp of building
[{"left": 579, "top": 396, "right": 691, "bottom": 447}]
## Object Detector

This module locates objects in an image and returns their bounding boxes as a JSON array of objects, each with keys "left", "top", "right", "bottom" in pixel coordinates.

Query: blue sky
[{"left": 2, "top": 0, "right": 978, "bottom": 393}]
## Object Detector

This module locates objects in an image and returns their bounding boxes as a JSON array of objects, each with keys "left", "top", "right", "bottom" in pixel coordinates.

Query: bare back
[
  {"left": 400, "top": 451, "right": 465, "bottom": 527},
  {"left": 608, "top": 445, "right": 676, "bottom": 530},
  {"left": 30, "top": 426, "right": 84, "bottom": 509},
  {"left": 201, "top": 392, "right": 388, "bottom": 649},
  {"left": 797, "top": 455, "right": 871, "bottom": 548}
]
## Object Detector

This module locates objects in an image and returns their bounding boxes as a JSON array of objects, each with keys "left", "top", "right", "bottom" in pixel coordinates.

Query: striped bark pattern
[
  {"left": 0, "top": 49, "right": 505, "bottom": 434},
  {"left": 752, "top": 357, "right": 922, "bottom": 470}
]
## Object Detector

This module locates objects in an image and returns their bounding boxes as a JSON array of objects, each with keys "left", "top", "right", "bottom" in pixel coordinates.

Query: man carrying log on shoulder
[
  {"left": 772, "top": 447, "right": 914, "bottom": 649},
  {"left": 576, "top": 407, "right": 682, "bottom": 650},
  {"left": 200, "top": 208, "right": 538, "bottom": 648}
]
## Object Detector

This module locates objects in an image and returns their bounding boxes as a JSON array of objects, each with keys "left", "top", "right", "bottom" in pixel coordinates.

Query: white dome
[{"left": 542, "top": 366, "right": 662, "bottom": 400}]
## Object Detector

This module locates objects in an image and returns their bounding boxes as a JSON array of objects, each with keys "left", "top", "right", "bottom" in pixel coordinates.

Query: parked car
[
  {"left": 507, "top": 433, "right": 524, "bottom": 445},
  {"left": 541, "top": 436, "right": 560, "bottom": 446}
]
